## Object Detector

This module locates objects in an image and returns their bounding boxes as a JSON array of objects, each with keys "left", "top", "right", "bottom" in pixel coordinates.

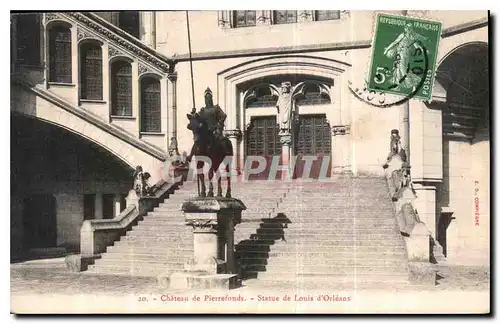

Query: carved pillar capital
[
  {"left": 223, "top": 129, "right": 242, "bottom": 140},
  {"left": 279, "top": 132, "right": 293, "bottom": 146},
  {"left": 167, "top": 72, "right": 178, "bottom": 82},
  {"left": 331, "top": 125, "right": 351, "bottom": 136},
  {"left": 185, "top": 219, "right": 219, "bottom": 232}
]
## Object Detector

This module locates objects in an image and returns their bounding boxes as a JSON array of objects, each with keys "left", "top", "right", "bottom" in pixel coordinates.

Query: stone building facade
[{"left": 10, "top": 11, "right": 489, "bottom": 265}]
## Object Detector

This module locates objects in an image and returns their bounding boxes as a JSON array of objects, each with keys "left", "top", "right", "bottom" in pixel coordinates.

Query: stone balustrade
[
  {"left": 382, "top": 129, "right": 435, "bottom": 285},
  {"left": 65, "top": 180, "right": 181, "bottom": 272}
]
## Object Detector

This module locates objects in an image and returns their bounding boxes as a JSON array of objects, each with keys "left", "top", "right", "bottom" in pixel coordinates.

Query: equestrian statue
[{"left": 186, "top": 87, "right": 234, "bottom": 198}]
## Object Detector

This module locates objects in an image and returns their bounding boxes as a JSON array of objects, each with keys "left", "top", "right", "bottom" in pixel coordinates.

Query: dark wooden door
[
  {"left": 22, "top": 195, "right": 57, "bottom": 249},
  {"left": 293, "top": 114, "right": 332, "bottom": 179},
  {"left": 245, "top": 116, "right": 281, "bottom": 180}
]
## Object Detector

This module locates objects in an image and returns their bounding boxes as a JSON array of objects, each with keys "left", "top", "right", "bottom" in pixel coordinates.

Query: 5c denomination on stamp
[{"left": 367, "top": 13, "right": 442, "bottom": 101}]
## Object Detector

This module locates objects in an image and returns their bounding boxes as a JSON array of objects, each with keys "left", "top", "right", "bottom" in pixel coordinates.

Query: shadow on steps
[{"left": 234, "top": 213, "right": 292, "bottom": 280}]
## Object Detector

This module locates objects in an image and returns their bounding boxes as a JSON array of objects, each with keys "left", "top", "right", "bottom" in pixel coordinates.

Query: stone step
[
  {"left": 235, "top": 239, "right": 404, "bottom": 251},
  {"left": 106, "top": 245, "right": 193, "bottom": 255},
  {"left": 243, "top": 214, "right": 396, "bottom": 221},
  {"left": 127, "top": 228, "right": 193, "bottom": 236},
  {"left": 119, "top": 235, "right": 194, "bottom": 245},
  {"left": 235, "top": 245, "right": 407, "bottom": 255},
  {"left": 244, "top": 264, "right": 407, "bottom": 276},
  {"left": 234, "top": 232, "right": 401, "bottom": 243},
  {"left": 242, "top": 272, "right": 409, "bottom": 284},
  {"left": 100, "top": 253, "right": 190, "bottom": 263},
  {"left": 235, "top": 220, "right": 398, "bottom": 229},
  {"left": 238, "top": 257, "right": 406, "bottom": 267},
  {"left": 236, "top": 232, "right": 400, "bottom": 241},
  {"left": 245, "top": 263, "right": 407, "bottom": 274},
  {"left": 235, "top": 249, "right": 407, "bottom": 259},
  {"left": 93, "top": 258, "right": 185, "bottom": 268},
  {"left": 275, "top": 206, "right": 395, "bottom": 211},
  {"left": 237, "top": 223, "right": 399, "bottom": 232},
  {"left": 137, "top": 219, "right": 186, "bottom": 226},
  {"left": 86, "top": 264, "right": 174, "bottom": 277}
]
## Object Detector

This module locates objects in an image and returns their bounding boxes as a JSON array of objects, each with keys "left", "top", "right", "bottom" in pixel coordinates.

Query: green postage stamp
[{"left": 367, "top": 13, "right": 442, "bottom": 101}]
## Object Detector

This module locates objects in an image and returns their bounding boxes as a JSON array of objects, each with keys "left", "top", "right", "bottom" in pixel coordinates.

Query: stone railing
[
  {"left": 382, "top": 129, "right": 435, "bottom": 284},
  {"left": 65, "top": 179, "right": 182, "bottom": 272},
  {"left": 57, "top": 12, "right": 173, "bottom": 74}
]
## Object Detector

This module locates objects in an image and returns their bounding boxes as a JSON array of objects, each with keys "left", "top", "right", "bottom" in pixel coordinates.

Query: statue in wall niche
[
  {"left": 276, "top": 81, "right": 293, "bottom": 133},
  {"left": 133, "top": 165, "right": 152, "bottom": 196}
]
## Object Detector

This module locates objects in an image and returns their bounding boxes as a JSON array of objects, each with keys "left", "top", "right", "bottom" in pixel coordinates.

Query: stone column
[
  {"left": 113, "top": 194, "right": 122, "bottom": 217},
  {"left": 279, "top": 131, "right": 293, "bottom": 180},
  {"left": 412, "top": 184, "right": 437, "bottom": 238},
  {"left": 95, "top": 194, "right": 103, "bottom": 220},
  {"left": 167, "top": 72, "right": 179, "bottom": 156},
  {"left": 331, "top": 125, "right": 351, "bottom": 175},
  {"left": 224, "top": 129, "right": 242, "bottom": 176},
  {"left": 188, "top": 218, "right": 219, "bottom": 273},
  {"left": 140, "top": 11, "right": 157, "bottom": 49}
]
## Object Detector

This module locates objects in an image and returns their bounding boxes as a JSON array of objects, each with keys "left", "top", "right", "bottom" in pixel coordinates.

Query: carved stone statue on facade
[{"left": 276, "top": 81, "right": 293, "bottom": 132}]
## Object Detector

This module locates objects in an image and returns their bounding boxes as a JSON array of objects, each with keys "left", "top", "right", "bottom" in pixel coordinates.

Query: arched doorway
[
  {"left": 11, "top": 115, "right": 133, "bottom": 259},
  {"left": 241, "top": 77, "right": 334, "bottom": 180},
  {"left": 432, "top": 42, "right": 489, "bottom": 259}
]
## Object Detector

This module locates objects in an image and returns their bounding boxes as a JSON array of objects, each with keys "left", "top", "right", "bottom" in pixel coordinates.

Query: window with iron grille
[
  {"left": 315, "top": 10, "right": 341, "bottom": 21},
  {"left": 80, "top": 42, "right": 103, "bottom": 100},
  {"left": 15, "top": 13, "right": 41, "bottom": 65},
  {"left": 295, "top": 84, "right": 331, "bottom": 106},
  {"left": 111, "top": 60, "right": 132, "bottom": 116},
  {"left": 140, "top": 77, "right": 161, "bottom": 132},
  {"left": 273, "top": 11, "right": 297, "bottom": 24},
  {"left": 233, "top": 11, "right": 256, "bottom": 27},
  {"left": 245, "top": 86, "right": 278, "bottom": 108},
  {"left": 119, "top": 11, "right": 140, "bottom": 38},
  {"left": 49, "top": 25, "right": 72, "bottom": 83}
]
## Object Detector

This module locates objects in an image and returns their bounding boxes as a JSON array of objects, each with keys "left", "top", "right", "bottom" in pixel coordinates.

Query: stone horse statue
[{"left": 186, "top": 88, "right": 234, "bottom": 198}]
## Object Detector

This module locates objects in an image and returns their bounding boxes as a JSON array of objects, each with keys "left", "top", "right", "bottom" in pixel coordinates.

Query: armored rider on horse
[{"left": 186, "top": 88, "right": 233, "bottom": 198}]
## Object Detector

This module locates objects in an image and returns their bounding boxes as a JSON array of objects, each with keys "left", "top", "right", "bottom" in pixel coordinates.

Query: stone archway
[
  {"left": 217, "top": 55, "right": 351, "bottom": 178},
  {"left": 430, "top": 42, "right": 489, "bottom": 263}
]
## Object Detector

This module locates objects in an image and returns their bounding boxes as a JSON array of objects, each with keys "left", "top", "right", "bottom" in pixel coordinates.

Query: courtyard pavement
[{"left": 10, "top": 257, "right": 490, "bottom": 314}]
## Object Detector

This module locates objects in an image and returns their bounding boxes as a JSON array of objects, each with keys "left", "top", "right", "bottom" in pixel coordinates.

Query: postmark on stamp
[{"left": 367, "top": 13, "right": 442, "bottom": 101}]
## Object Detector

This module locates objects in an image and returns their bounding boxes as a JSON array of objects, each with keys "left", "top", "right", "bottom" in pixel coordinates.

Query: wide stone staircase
[
  {"left": 85, "top": 180, "right": 289, "bottom": 277},
  {"left": 86, "top": 176, "right": 409, "bottom": 289},
  {"left": 235, "top": 177, "right": 410, "bottom": 289}
]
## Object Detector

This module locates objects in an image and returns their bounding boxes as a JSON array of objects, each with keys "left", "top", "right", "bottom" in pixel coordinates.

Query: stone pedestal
[
  {"left": 158, "top": 197, "right": 246, "bottom": 290},
  {"left": 279, "top": 131, "right": 293, "bottom": 180}
]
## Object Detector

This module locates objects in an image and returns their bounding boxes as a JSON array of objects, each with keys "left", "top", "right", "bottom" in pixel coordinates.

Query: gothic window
[
  {"left": 140, "top": 77, "right": 161, "bottom": 133},
  {"left": 295, "top": 83, "right": 331, "bottom": 106},
  {"left": 273, "top": 11, "right": 297, "bottom": 24},
  {"left": 80, "top": 42, "right": 103, "bottom": 100},
  {"left": 233, "top": 11, "right": 256, "bottom": 27},
  {"left": 315, "top": 10, "right": 341, "bottom": 21},
  {"left": 245, "top": 86, "right": 278, "bottom": 108},
  {"left": 111, "top": 60, "right": 132, "bottom": 116},
  {"left": 15, "top": 13, "right": 41, "bottom": 65},
  {"left": 48, "top": 24, "right": 72, "bottom": 83},
  {"left": 119, "top": 11, "right": 140, "bottom": 38}
]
